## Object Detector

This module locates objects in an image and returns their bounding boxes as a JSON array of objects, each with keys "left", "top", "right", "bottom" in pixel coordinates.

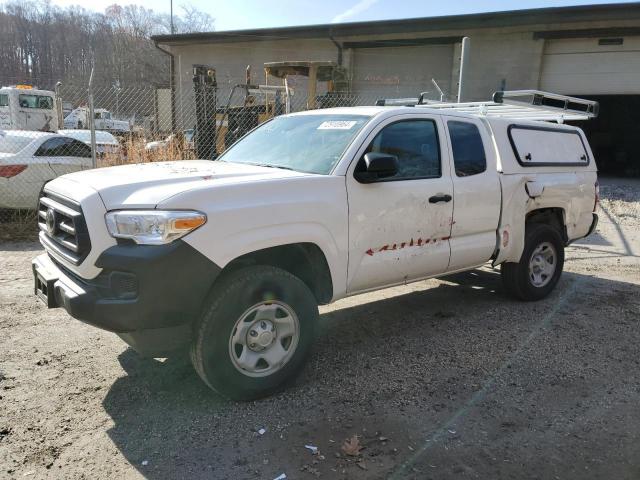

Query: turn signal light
[{"left": 173, "top": 217, "right": 206, "bottom": 230}]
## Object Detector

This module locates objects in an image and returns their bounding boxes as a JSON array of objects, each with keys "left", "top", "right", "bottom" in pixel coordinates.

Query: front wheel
[
  {"left": 191, "top": 265, "right": 318, "bottom": 401},
  {"left": 501, "top": 223, "right": 565, "bottom": 301}
]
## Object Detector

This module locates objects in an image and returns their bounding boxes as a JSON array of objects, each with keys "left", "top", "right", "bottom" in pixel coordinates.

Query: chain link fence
[{"left": 0, "top": 73, "right": 453, "bottom": 239}]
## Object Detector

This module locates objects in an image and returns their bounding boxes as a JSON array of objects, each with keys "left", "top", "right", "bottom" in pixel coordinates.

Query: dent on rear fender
[
  {"left": 496, "top": 173, "right": 595, "bottom": 265},
  {"left": 495, "top": 177, "right": 529, "bottom": 265}
]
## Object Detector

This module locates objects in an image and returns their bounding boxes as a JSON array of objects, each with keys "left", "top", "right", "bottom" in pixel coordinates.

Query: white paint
[
  {"left": 40, "top": 105, "right": 598, "bottom": 302},
  {"left": 344, "top": 113, "right": 453, "bottom": 294},
  {"left": 0, "top": 131, "right": 93, "bottom": 210},
  {"left": 0, "top": 87, "right": 58, "bottom": 132},
  {"left": 442, "top": 115, "right": 501, "bottom": 271},
  {"left": 63, "top": 107, "right": 130, "bottom": 133},
  {"left": 42, "top": 176, "right": 117, "bottom": 280}
]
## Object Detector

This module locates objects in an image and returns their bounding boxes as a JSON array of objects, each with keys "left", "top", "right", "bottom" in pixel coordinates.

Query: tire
[
  {"left": 190, "top": 265, "right": 318, "bottom": 401},
  {"left": 501, "top": 223, "right": 565, "bottom": 301}
]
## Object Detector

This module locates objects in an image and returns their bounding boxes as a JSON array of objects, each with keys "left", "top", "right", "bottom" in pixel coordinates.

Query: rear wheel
[
  {"left": 501, "top": 223, "right": 565, "bottom": 301},
  {"left": 191, "top": 265, "right": 318, "bottom": 401}
]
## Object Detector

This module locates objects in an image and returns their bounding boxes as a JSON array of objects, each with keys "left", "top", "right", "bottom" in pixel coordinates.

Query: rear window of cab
[{"left": 18, "top": 94, "right": 54, "bottom": 110}]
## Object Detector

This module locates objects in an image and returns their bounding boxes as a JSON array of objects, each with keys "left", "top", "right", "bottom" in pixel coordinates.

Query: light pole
[
  {"left": 113, "top": 79, "right": 121, "bottom": 117},
  {"left": 170, "top": 0, "right": 174, "bottom": 34}
]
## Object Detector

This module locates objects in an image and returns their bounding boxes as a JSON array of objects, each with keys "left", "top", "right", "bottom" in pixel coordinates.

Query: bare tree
[
  {"left": 175, "top": 4, "right": 215, "bottom": 33},
  {"left": 0, "top": 1, "right": 215, "bottom": 89}
]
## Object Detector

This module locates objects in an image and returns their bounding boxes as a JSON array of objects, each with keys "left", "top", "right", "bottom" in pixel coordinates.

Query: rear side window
[
  {"left": 0, "top": 94, "right": 8, "bottom": 107},
  {"left": 363, "top": 119, "right": 441, "bottom": 180},
  {"left": 36, "top": 138, "right": 91, "bottom": 157},
  {"left": 508, "top": 125, "right": 589, "bottom": 166},
  {"left": 448, "top": 121, "right": 487, "bottom": 177}
]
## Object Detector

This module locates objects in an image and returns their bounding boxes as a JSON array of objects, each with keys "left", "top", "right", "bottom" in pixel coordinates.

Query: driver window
[{"left": 362, "top": 119, "right": 441, "bottom": 180}]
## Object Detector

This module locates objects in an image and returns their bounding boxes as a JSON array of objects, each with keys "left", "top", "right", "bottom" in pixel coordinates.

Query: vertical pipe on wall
[{"left": 457, "top": 36, "right": 470, "bottom": 103}]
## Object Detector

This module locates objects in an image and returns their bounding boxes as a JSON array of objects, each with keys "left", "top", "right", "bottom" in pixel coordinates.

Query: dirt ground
[{"left": 0, "top": 178, "right": 639, "bottom": 480}]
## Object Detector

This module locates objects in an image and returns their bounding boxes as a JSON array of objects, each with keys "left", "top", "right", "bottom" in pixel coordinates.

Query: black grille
[{"left": 38, "top": 192, "right": 91, "bottom": 265}]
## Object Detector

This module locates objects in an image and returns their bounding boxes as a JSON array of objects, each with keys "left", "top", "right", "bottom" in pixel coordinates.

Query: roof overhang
[{"left": 153, "top": 2, "right": 640, "bottom": 46}]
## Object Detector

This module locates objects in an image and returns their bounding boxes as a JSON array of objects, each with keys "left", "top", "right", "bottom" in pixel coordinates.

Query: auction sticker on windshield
[{"left": 317, "top": 121, "right": 358, "bottom": 130}]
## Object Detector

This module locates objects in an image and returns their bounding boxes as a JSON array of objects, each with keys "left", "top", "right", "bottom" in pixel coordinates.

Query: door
[
  {"left": 351, "top": 44, "right": 454, "bottom": 101},
  {"left": 18, "top": 93, "right": 55, "bottom": 131},
  {"left": 540, "top": 36, "right": 640, "bottom": 95},
  {"left": 36, "top": 137, "right": 92, "bottom": 176},
  {"left": 443, "top": 117, "right": 501, "bottom": 271},
  {"left": 346, "top": 115, "right": 454, "bottom": 294}
]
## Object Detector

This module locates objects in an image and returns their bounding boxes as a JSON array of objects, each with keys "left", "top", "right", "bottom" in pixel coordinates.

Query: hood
[{"left": 58, "top": 160, "right": 311, "bottom": 209}]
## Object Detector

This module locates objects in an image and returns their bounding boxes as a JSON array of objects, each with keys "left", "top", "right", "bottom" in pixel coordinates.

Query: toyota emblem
[{"left": 45, "top": 208, "right": 56, "bottom": 235}]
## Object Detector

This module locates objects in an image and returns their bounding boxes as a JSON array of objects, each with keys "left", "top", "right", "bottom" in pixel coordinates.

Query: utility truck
[
  {"left": 63, "top": 107, "right": 131, "bottom": 134},
  {"left": 32, "top": 91, "right": 599, "bottom": 400},
  {"left": 0, "top": 86, "right": 58, "bottom": 132}
]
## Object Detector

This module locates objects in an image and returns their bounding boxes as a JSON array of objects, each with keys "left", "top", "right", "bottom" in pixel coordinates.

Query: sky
[{"left": 25, "top": 0, "right": 640, "bottom": 31}]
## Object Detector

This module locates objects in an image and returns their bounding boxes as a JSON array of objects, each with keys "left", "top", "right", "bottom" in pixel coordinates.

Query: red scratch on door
[{"left": 366, "top": 234, "right": 449, "bottom": 256}]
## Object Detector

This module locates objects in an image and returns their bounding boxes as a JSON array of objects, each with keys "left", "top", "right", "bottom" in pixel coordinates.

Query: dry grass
[
  {"left": 1, "top": 136, "right": 214, "bottom": 241},
  {"left": 2, "top": 123, "right": 246, "bottom": 240},
  {"left": 0, "top": 210, "right": 39, "bottom": 241},
  {"left": 98, "top": 136, "right": 200, "bottom": 168}
]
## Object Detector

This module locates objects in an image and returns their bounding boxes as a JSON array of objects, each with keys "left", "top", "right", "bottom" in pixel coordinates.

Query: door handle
[{"left": 429, "top": 194, "right": 452, "bottom": 204}]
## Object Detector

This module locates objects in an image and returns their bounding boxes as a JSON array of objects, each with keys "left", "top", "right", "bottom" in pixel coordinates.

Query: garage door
[
  {"left": 352, "top": 45, "right": 454, "bottom": 102},
  {"left": 540, "top": 37, "right": 640, "bottom": 95}
]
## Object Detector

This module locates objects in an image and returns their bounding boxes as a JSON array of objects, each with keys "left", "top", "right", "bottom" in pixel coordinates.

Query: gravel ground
[{"left": 1, "top": 178, "right": 639, "bottom": 480}]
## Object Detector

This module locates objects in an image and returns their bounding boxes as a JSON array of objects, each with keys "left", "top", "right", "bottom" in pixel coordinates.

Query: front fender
[
  {"left": 184, "top": 222, "right": 345, "bottom": 299},
  {"left": 159, "top": 175, "right": 349, "bottom": 300}
]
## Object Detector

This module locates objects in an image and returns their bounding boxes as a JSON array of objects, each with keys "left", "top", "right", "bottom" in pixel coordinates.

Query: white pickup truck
[
  {"left": 32, "top": 91, "right": 599, "bottom": 400},
  {"left": 63, "top": 108, "right": 131, "bottom": 134}
]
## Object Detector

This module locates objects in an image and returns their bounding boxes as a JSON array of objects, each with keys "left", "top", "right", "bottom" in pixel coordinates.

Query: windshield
[
  {"left": 0, "top": 135, "right": 33, "bottom": 154},
  {"left": 219, "top": 114, "right": 370, "bottom": 174}
]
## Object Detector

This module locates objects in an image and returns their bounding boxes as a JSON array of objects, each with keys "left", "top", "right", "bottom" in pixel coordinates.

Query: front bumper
[{"left": 33, "top": 240, "right": 221, "bottom": 356}]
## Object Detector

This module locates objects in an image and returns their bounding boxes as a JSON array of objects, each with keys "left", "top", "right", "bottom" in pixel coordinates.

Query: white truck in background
[
  {"left": 32, "top": 91, "right": 599, "bottom": 401},
  {"left": 0, "top": 86, "right": 58, "bottom": 132},
  {"left": 63, "top": 107, "right": 131, "bottom": 134}
]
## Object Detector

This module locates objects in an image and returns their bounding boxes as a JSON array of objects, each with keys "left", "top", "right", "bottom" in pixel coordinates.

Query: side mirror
[{"left": 354, "top": 152, "right": 398, "bottom": 183}]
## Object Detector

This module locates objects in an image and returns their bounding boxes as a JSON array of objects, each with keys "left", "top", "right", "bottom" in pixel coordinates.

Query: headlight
[{"left": 105, "top": 210, "right": 206, "bottom": 245}]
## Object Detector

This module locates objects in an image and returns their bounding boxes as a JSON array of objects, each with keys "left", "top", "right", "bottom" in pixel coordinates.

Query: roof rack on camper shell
[{"left": 375, "top": 90, "right": 599, "bottom": 123}]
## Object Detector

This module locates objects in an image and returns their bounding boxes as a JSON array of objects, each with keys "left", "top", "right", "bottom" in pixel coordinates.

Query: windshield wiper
[{"left": 252, "top": 163, "right": 297, "bottom": 172}]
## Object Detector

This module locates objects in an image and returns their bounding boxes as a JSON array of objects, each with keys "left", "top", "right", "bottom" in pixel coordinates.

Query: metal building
[{"left": 153, "top": 2, "right": 640, "bottom": 175}]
